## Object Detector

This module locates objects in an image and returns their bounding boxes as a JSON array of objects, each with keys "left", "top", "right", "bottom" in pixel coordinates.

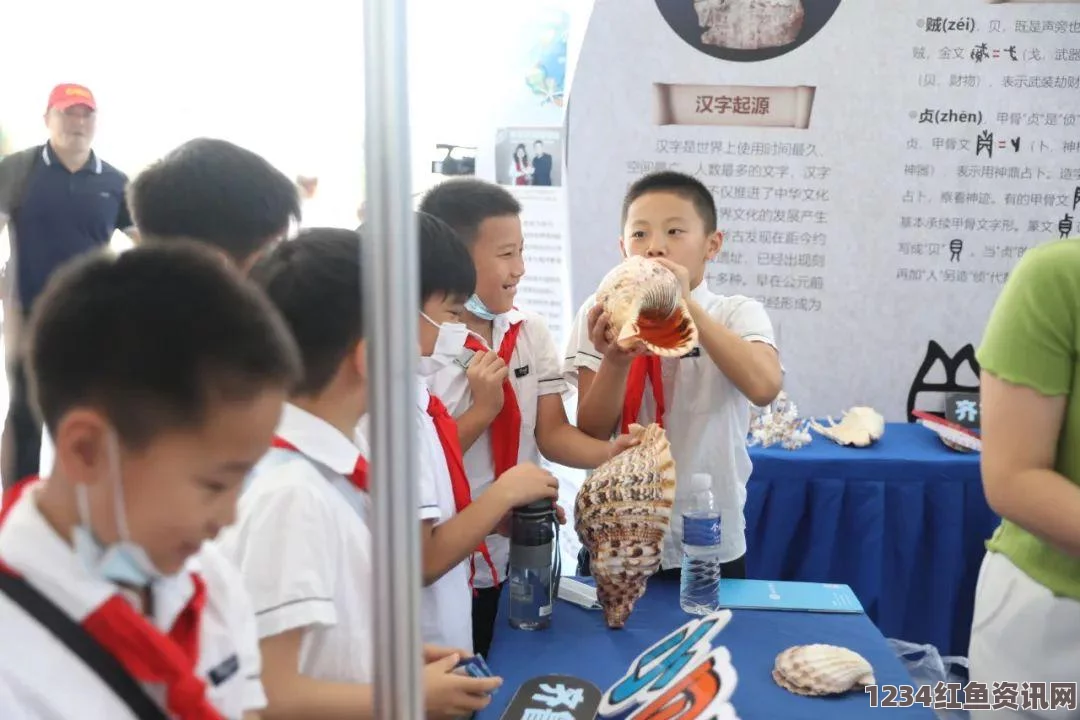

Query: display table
[
  {"left": 478, "top": 576, "right": 933, "bottom": 720},
  {"left": 746, "top": 421, "right": 999, "bottom": 657}
]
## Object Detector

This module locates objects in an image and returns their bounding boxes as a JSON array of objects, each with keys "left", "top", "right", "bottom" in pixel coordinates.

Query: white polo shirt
[
  {"left": 355, "top": 378, "right": 470, "bottom": 650},
  {"left": 0, "top": 483, "right": 266, "bottom": 719},
  {"left": 216, "top": 403, "right": 377, "bottom": 684},
  {"left": 563, "top": 283, "right": 776, "bottom": 567},
  {"left": 426, "top": 309, "right": 567, "bottom": 589},
  {"left": 418, "top": 383, "right": 473, "bottom": 652}
]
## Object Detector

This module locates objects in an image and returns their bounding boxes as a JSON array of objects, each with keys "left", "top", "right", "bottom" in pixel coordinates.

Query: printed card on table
[{"left": 718, "top": 579, "right": 864, "bottom": 614}]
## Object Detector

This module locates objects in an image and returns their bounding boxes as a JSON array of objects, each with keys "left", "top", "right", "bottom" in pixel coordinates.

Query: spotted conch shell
[
  {"left": 594, "top": 256, "right": 697, "bottom": 357},
  {"left": 574, "top": 423, "right": 676, "bottom": 628},
  {"left": 772, "top": 644, "right": 875, "bottom": 696},
  {"left": 809, "top": 407, "right": 885, "bottom": 447}
]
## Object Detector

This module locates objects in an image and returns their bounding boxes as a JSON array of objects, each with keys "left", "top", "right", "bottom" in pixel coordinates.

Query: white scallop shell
[{"left": 772, "top": 644, "right": 875, "bottom": 696}]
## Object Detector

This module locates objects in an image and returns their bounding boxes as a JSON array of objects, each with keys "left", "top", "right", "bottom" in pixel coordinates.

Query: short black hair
[
  {"left": 27, "top": 244, "right": 301, "bottom": 450},
  {"left": 128, "top": 138, "right": 301, "bottom": 265},
  {"left": 418, "top": 178, "right": 521, "bottom": 245},
  {"left": 248, "top": 228, "right": 365, "bottom": 396},
  {"left": 359, "top": 212, "right": 475, "bottom": 305},
  {"left": 621, "top": 171, "right": 717, "bottom": 234}
]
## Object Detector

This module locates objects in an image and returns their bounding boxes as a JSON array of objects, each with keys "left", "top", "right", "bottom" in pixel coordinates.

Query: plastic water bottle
[{"left": 680, "top": 472, "right": 723, "bottom": 615}]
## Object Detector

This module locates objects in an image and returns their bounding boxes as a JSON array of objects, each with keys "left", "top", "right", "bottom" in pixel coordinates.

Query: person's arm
[
  {"left": 260, "top": 629, "right": 375, "bottom": 720},
  {"left": 976, "top": 242, "right": 1080, "bottom": 556},
  {"left": 216, "top": 474, "right": 346, "bottom": 718},
  {"left": 979, "top": 372, "right": 1080, "bottom": 555},
  {"left": 421, "top": 463, "right": 558, "bottom": 584},
  {"left": 536, "top": 394, "right": 631, "bottom": 468},
  {"left": 529, "top": 315, "right": 635, "bottom": 468},
  {"left": 573, "top": 304, "right": 642, "bottom": 440},
  {"left": 262, "top": 631, "right": 498, "bottom": 720},
  {"left": 654, "top": 259, "right": 782, "bottom": 407},
  {"left": 690, "top": 300, "right": 781, "bottom": 406}
]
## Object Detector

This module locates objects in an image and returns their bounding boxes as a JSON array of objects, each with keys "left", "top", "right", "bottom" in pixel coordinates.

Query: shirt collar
[
  {"left": 42, "top": 143, "right": 102, "bottom": 174},
  {"left": 493, "top": 308, "right": 526, "bottom": 337},
  {"left": 277, "top": 403, "right": 365, "bottom": 477},
  {"left": 0, "top": 482, "right": 196, "bottom": 630}
]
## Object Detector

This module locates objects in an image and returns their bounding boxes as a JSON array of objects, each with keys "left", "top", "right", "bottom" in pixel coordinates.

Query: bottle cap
[
  {"left": 689, "top": 473, "right": 712, "bottom": 491},
  {"left": 515, "top": 499, "right": 554, "bottom": 518}
]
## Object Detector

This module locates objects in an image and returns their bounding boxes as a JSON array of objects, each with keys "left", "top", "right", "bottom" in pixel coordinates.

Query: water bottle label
[{"left": 683, "top": 515, "right": 720, "bottom": 546}]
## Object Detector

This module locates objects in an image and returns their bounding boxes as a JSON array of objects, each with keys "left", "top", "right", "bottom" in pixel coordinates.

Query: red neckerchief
[
  {"left": 270, "top": 436, "right": 369, "bottom": 492},
  {"left": 426, "top": 393, "right": 499, "bottom": 591},
  {"left": 0, "top": 477, "right": 221, "bottom": 719},
  {"left": 464, "top": 320, "right": 524, "bottom": 477},
  {"left": 622, "top": 356, "right": 665, "bottom": 435}
]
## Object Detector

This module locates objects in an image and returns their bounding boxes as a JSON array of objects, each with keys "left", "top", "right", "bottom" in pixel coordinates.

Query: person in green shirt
[{"left": 968, "top": 237, "right": 1080, "bottom": 718}]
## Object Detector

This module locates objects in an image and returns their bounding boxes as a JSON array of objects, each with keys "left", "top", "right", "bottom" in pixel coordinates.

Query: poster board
[{"left": 565, "top": 0, "right": 1080, "bottom": 420}]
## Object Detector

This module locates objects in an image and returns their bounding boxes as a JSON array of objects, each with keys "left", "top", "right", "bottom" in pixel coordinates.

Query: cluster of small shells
[
  {"left": 772, "top": 644, "right": 875, "bottom": 696},
  {"left": 747, "top": 391, "right": 811, "bottom": 450},
  {"left": 575, "top": 422, "right": 677, "bottom": 629}
]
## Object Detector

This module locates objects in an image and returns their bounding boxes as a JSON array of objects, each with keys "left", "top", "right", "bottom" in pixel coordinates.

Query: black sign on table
[
  {"left": 945, "top": 392, "right": 981, "bottom": 430},
  {"left": 499, "top": 674, "right": 602, "bottom": 720}
]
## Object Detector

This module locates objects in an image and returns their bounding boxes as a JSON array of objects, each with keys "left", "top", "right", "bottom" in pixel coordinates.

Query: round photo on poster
[{"left": 656, "top": 0, "right": 843, "bottom": 62}]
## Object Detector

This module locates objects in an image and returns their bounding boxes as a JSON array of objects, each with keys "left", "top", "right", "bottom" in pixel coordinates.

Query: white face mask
[
  {"left": 418, "top": 312, "right": 470, "bottom": 376},
  {"left": 71, "top": 429, "right": 168, "bottom": 588}
]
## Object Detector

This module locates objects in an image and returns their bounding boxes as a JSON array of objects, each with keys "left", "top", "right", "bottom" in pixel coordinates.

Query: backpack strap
[{"left": 0, "top": 146, "right": 42, "bottom": 217}]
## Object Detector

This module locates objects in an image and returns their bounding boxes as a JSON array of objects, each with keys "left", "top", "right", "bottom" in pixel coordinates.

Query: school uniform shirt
[
  {"left": 215, "top": 403, "right": 376, "bottom": 684},
  {"left": 563, "top": 283, "right": 776, "bottom": 568},
  {"left": 354, "top": 378, "right": 471, "bottom": 651},
  {"left": 426, "top": 309, "right": 567, "bottom": 589},
  {"left": 0, "top": 483, "right": 266, "bottom": 719}
]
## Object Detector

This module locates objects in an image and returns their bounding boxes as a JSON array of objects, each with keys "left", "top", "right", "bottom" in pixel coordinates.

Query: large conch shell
[
  {"left": 772, "top": 644, "right": 875, "bottom": 696},
  {"left": 574, "top": 423, "right": 676, "bottom": 628},
  {"left": 809, "top": 407, "right": 884, "bottom": 447},
  {"left": 594, "top": 256, "right": 697, "bottom": 357}
]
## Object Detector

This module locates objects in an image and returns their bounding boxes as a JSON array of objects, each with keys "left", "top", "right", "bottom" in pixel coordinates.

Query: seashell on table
[
  {"left": 574, "top": 422, "right": 677, "bottom": 628},
  {"left": 594, "top": 256, "right": 698, "bottom": 357},
  {"left": 809, "top": 407, "right": 885, "bottom": 448},
  {"left": 772, "top": 644, "right": 875, "bottom": 696}
]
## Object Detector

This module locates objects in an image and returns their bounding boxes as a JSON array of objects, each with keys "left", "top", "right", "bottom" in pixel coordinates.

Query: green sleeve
[{"left": 977, "top": 240, "right": 1079, "bottom": 396}]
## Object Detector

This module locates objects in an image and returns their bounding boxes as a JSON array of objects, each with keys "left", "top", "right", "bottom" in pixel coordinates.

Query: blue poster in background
[{"left": 524, "top": 8, "right": 569, "bottom": 109}]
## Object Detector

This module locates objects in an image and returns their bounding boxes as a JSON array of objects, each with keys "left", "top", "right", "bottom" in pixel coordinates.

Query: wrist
[{"left": 602, "top": 350, "right": 633, "bottom": 369}]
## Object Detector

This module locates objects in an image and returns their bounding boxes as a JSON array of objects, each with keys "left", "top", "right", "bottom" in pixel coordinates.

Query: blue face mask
[
  {"left": 465, "top": 294, "right": 498, "bottom": 321},
  {"left": 72, "top": 431, "right": 166, "bottom": 588}
]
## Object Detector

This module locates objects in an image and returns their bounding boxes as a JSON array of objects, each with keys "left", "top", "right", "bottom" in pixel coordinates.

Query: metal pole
[{"left": 362, "top": 0, "right": 422, "bottom": 717}]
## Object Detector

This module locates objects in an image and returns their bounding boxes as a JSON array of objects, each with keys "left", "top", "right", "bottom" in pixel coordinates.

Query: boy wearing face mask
[
  {"left": 419, "top": 179, "right": 638, "bottom": 658},
  {"left": 0, "top": 243, "right": 302, "bottom": 719},
  {"left": 360, "top": 213, "right": 561, "bottom": 655},
  {"left": 219, "top": 228, "right": 503, "bottom": 720}
]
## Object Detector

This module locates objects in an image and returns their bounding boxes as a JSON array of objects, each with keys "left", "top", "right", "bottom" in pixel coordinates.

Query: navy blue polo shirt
[{"left": 12, "top": 144, "right": 132, "bottom": 309}]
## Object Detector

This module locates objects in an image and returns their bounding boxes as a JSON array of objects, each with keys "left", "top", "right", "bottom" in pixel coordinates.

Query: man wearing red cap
[{"left": 0, "top": 83, "right": 138, "bottom": 487}]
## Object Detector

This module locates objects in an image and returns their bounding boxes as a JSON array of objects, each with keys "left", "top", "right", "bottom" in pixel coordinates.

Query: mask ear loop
[{"left": 105, "top": 428, "right": 134, "bottom": 545}]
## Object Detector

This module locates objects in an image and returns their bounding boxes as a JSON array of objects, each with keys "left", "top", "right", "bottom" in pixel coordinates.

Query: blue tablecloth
[
  {"left": 746, "top": 422, "right": 999, "bottom": 657},
  {"left": 477, "top": 576, "right": 935, "bottom": 720}
]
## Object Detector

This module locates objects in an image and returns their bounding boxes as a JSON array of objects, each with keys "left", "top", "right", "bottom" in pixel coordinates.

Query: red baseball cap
[{"left": 46, "top": 84, "right": 96, "bottom": 112}]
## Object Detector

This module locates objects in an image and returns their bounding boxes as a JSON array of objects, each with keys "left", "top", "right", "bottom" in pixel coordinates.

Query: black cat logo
[{"left": 906, "top": 341, "right": 980, "bottom": 422}]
